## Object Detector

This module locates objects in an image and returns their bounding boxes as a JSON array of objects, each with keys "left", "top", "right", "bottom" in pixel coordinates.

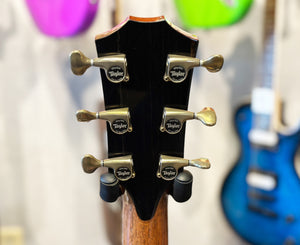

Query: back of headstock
[{"left": 70, "top": 16, "right": 223, "bottom": 223}]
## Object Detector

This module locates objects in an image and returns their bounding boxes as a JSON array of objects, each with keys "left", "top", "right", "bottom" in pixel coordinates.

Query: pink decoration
[{"left": 26, "top": 0, "right": 99, "bottom": 37}]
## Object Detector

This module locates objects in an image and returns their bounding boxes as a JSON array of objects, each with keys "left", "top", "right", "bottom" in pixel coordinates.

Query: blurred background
[{"left": 0, "top": 0, "right": 300, "bottom": 244}]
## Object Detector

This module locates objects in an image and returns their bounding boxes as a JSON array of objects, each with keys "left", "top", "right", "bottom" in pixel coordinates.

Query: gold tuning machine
[
  {"left": 76, "top": 107, "right": 132, "bottom": 135},
  {"left": 160, "top": 107, "right": 216, "bottom": 134},
  {"left": 69, "top": 50, "right": 129, "bottom": 83},
  {"left": 164, "top": 54, "right": 224, "bottom": 83},
  {"left": 82, "top": 154, "right": 135, "bottom": 181},
  {"left": 157, "top": 155, "right": 210, "bottom": 181}
]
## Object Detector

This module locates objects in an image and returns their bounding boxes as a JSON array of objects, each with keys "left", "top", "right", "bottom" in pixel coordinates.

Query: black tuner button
[
  {"left": 100, "top": 173, "right": 122, "bottom": 202},
  {"left": 171, "top": 170, "right": 193, "bottom": 203}
]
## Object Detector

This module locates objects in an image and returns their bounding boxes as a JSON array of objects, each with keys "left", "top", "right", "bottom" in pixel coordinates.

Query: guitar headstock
[{"left": 70, "top": 16, "right": 223, "bottom": 220}]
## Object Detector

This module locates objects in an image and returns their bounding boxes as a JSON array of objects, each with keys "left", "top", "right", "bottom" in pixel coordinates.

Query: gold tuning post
[
  {"left": 157, "top": 155, "right": 210, "bottom": 181},
  {"left": 160, "top": 107, "right": 216, "bottom": 134},
  {"left": 82, "top": 154, "right": 135, "bottom": 181},
  {"left": 164, "top": 54, "right": 224, "bottom": 83},
  {"left": 76, "top": 107, "right": 132, "bottom": 135},
  {"left": 69, "top": 50, "right": 129, "bottom": 83}
]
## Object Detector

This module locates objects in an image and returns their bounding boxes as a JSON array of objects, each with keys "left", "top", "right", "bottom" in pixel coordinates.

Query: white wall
[{"left": 0, "top": 0, "right": 299, "bottom": 244}]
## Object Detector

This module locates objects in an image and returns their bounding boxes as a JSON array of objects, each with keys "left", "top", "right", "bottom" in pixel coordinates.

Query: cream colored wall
[{"left": 0, "top": 0, "right": 299, "bottom": 244}]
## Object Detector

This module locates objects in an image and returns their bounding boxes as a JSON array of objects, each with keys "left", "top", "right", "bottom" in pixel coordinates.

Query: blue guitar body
[{"left": 221, "top": 104, "right": 300, "bottom": 245}]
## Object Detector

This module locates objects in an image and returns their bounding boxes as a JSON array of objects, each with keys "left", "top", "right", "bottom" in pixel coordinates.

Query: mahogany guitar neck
[{"left": 122, "top": 193, "right": 168, "bottom": 245}]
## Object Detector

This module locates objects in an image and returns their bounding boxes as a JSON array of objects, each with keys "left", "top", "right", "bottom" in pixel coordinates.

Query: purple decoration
[{"left": 26, "top": 0, "right": 100, "bottom": 37}]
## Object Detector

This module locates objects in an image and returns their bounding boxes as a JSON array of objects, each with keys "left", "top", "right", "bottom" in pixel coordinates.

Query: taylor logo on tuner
[
  {"left": 161, "top": 166, "right": 177, "bottom": 180},
  {"left": 111, "top": 119, "right": 129, "bottom": 134},
  {"left": 169, "top": 66, "right": 186, "bottom": 82},
  {"left": 165, "top": 119, "right": 182, "bottom": 134},
  {"left": 108, "top": 66, "right": 125, "bottom": 82},
  {"left": 115, "top": 167, "right": 132, "bottom": 181}
]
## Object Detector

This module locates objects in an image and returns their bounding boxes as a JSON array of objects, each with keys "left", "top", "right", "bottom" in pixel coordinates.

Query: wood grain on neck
[
  {"left": 263, "top": 0, "right": 276, "bottom": 42},
  {"left": 122, "top": 192, "right": 168, "bottom": 245},
  {"left": 262, "top": 0, "right": 276, "bottom": 89},
  {"left": 252, "top": 0, "right": 279, "bottom": 133}
]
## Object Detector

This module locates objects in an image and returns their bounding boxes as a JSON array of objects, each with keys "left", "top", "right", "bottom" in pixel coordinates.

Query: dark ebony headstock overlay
[{"left": 96, "top": 16, "right": 198, "bottom": 220}]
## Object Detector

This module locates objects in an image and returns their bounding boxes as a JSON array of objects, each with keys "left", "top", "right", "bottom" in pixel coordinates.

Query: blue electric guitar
[{"left": 221, "top": 0, "right": 300, "bottom": 244}]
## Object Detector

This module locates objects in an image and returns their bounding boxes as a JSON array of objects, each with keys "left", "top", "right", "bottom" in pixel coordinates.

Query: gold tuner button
[
  {"left": 200, "top": 54, "right": 224, "bottom": 73},
  {"left": 157, "top": 155, "right": 210, "bottom": 181},
  {"left": 163, "top": 54, "right": 224, "bottom": 83},
  {"left": 69, "top": 50, "right": 129, "bottom": 83},
  {"left": 76, "top": 107, "right": 132, "bottom": 135},
  {"left": 82, "top": 154, "right": 135, "bottom": 181},
  {"left": 160, "top": 107, "right": 216, "bottom": 134},
  {"left": 195, "top": 107, "right": 216, "bottom": 126}
]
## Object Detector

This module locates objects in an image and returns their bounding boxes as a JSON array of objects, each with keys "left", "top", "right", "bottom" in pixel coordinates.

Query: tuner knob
[
  {"left": 100, "top": 173, "right": 122, "bottom": 202},
  {"left": 172, "top": 170, "right": 193, "bottom": 203},
  {"left": 76, "top": 107, "right": 132, "bottom": 135},
  {"left": 69, "top": 50, "right": 129, "bottom": 83},
  {"left": 82, "top": 154, "right": 135, "bottom": 181},
  {"left": 157, "top": 154, "right": 210, "bottom": 181},
  {"left": 164, "top": 54, "right": 224, "bottom": 83},
  {"left": 160, "top": 107, "right": 216, "bottom": 134}
]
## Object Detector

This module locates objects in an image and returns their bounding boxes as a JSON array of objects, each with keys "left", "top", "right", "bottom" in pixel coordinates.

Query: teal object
[{"left": 174, "top": 0, "right": 253, "bottom": 29}]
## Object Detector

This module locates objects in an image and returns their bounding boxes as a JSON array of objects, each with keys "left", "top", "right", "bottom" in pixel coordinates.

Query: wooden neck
[
  {"left": 250, "top": 0, "right": 280, "bottom": 144},
  {"left": 261, "top": 0, "right": 276, "bottom": 89},
  {"left": 122, "top": 192, "right": 168, "bottom": 245}
]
